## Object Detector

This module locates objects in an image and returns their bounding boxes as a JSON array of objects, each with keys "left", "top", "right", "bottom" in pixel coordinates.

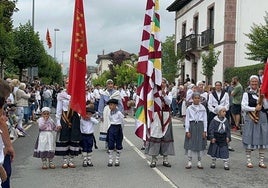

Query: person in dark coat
[{"left": 207, "top": 105, "right": 231, "bottom": 170}]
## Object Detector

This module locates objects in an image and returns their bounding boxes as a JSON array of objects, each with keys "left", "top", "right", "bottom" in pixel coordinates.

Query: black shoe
[
  {"left": 87, "top": 162, "right": 93, "bottom": 167},
  {"left": 141, "top": 146, "right": 145, "bottom": 150},
  {"left": 83, "top": 161, "right": 87, "bottom": 167},
  {"left": 210, "top": 164, "right": 216, "bottom": 169},
  {"left": 150, "top": 162, "right": 156, "bottom": 168},
  {"left": 224, "top": 166, "right": 230, "bottom": 170},
  {"left": 228, "top": 147, "right": 235, "bottom": 152},
  {"left": 163, "top": 161, "right": 171, "bottom": 167}
]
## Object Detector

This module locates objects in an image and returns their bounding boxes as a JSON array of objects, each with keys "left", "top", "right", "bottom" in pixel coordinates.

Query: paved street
[{"left": 10, "top": 116, "right": 268, "bottom": 188}]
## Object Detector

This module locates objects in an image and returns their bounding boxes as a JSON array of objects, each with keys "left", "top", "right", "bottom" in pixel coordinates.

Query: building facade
[
  {"left": 167, "top": 0, "right": 268, "bottom": 84},
  {"left": 95, "top": 49, "right": 133, "bottom": 76}
]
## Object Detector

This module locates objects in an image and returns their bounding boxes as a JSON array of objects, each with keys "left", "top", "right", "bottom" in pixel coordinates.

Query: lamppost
[
  {"left": 54, "top": 28, "right": 60, "bottom": 60},
  {"left": 32, "top": 0, "right": 35, "bottom": 30}
]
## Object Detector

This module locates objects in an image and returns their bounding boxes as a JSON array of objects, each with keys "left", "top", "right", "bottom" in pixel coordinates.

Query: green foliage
[
  {"left": 92, "top": 61, "right": 138, "bottom": 87},
  {"left": 12, "top": 21, "right": 46, "bottom": 80},
  {"left": 224, "top": 63, "right": 264, "bottom": 88},
  {"left": 0, "top": 5, "right": 17, "bottom": 78},
  {"left": 38, "top": 54, "right": 62, "bottom": 84},
  {"left": 246, "top": 12, "right": 268, "bottom": 63},
  {"left": 92, "top": 71, "right": 111, "bottom": 87},
  {"left": 0, "top": 0, "right": 18, "bottom": 32},
  {"left": 113, "top": 61, "right": 138, "bottom": 87},
  {"left": 201, "top": 44, "right": 221, "bottom": 84},
  {"left": 162, "top": 34, "right": 179, "bottom": 83}
]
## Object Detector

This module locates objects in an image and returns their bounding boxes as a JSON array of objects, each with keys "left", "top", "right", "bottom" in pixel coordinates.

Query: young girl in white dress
[{"left": 33, "top": 107, "right": 57, "bottom": 169}]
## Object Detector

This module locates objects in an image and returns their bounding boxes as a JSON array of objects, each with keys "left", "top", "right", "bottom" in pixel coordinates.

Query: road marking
[
  {"left": 231, "top": 134, "right": 242, "bottom": 141},
  {"left": 124, "top": 136, "right": 179, "bottom": 188}
]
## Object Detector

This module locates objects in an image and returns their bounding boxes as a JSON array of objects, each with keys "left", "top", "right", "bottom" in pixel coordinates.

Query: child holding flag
[{"left": 80, "top": 107, "right": 99, "bottom": 167}]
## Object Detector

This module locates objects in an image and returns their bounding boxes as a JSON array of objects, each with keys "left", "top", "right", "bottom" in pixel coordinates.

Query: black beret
[
  {"left": 86, "top": 107, "right": 95, "bottom": 114},
  {"left": 107, "top": 98, "right": 118, "bottom": 105}
]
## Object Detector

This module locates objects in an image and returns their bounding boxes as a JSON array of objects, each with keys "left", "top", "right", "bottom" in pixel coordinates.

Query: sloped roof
[
  {"left": 166, "top": 0, "right": 192, "bottom": 12},
  {"left": 95, "top": 49, "right": 132, "bottom": 64}
]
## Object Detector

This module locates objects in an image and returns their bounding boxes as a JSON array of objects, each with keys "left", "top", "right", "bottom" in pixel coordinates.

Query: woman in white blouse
[{"left": 241, "top": 75, "right": 268, "bottom": 168}]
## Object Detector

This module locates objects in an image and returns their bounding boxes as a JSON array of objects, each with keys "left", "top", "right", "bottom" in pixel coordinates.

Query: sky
[{"left": 12, "top": 0, "right": 176, "bottom": 71}]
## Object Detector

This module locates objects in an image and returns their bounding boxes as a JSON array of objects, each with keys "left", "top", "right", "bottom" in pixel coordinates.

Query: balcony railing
[
  {"left": 177, "top": 29, "right": 214, "bottom": 53},
  {"left": 201, "top": 29, "right": 214, "bottom": 47},
  {"left": 177, "top": 34, "right": 202, "bottom": 53}
]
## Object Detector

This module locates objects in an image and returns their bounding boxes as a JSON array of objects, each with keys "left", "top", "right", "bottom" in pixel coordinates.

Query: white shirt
[
  {"left": 109, "top": 110, "right": 124, "bottom": 125},
  {"left": 171, "top": 86, "right": 178, "bottom": 98},
  {"left": 185, "top": 104, "right": 207, "bottom": 132},
  {"left": 93, "top": 88, "right": 101, "bottom": 100},
  {"left": 56, "top": 90, "right": 71, "bottom": 126},
  {"left": 80, "top": 117, "right": 99, "bottom": 134},
  {"left": 208, "top": 90, "right": 229, "bottom": 113}
]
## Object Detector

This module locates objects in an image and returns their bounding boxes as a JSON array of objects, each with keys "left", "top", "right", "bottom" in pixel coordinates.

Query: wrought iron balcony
[
  {"left": 201, "top": 29, "right": 214, "bottom": 47},
  {"left": 177, "top": 34, "right": 202, "bottom": 53}
]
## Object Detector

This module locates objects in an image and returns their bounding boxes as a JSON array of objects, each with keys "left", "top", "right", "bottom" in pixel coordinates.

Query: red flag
[
  {"left": 46, "top": 29, "right": 52, "bottom": 48},
  {"left": 261, "top": 59, "right": 268, "bottom": 98},
  {"left": 68, "top": 0, "right": 87, "bottom": 117}
]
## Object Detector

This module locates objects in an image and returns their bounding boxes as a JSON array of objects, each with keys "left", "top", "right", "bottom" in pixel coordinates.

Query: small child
[
  {"left": 207, "top": 105, "right": 231, "bottom": 170},
  {"left": 80, "top": 107, "right": 99, "bottom": 167},
  {"left": 184, "top": 92, "right": 207, "bottom": 169},
  {"left": 33, "top": 107, "right": 56, "bottom": 169},
  {"left": 107, "top": 99, "right": 125, "bottom": 167}
]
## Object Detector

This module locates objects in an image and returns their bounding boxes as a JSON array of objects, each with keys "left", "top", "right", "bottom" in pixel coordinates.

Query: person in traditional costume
[
  {"left": 207, "top": 105, "right": 231, "bottom": 170},
  {"left": 106, "top": 99, "right": 125, "bottom": 167},
  {"left": 207, "top": 81, "right": 229, "bottom": 132},
  {"left": 55, "top": 81, "right": 81, "bottom": 168},
  {"left": 184, "top": 92, "right": 207, "bottom": 169},
  {"left": 145, "top": 78, "right": 175, "bottom": 168},
  {"left": 80, "top": 107, "right": 99, "bottom": 167},
  {"left": 33, "top": 107, "right": 57, "bottom": 169},
  {"left": 98, "top": 79, "right": 123, "bottom": 148},
  {"left": 241, "top": 75, "right": 268, "bottom": 168}
]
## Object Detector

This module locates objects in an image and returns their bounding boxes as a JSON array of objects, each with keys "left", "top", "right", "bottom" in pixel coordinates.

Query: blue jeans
[{"left": 2, "top": 155, "right": 11, "bottom": 188}]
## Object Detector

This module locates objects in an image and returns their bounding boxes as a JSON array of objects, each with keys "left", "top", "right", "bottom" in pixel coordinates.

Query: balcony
[
  {"left": 201, "top": 29, "right": 214, "bottom": 48},
  {"left": 177, "top": 34, "right": 202, "bottom": 56},
  {"left": 177, "top": 29, "right": 215, "bottom": 55}
]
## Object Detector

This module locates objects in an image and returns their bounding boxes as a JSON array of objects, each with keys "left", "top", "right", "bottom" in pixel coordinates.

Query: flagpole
[{"left": 54, "top": 28, "right": 60, "bottom": 60}]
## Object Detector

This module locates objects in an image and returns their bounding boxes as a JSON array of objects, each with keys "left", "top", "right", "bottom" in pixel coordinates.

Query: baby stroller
[{"left": 5, "top": 103, "right": 18, "bottom": 140}]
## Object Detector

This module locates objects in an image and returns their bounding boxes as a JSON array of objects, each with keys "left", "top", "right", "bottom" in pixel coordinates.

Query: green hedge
[{"left": 224, "top": 63, "right": 265, "bottom": 89}]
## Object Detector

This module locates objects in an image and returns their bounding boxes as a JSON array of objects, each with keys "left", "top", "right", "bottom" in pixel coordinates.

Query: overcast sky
[{"left": 12, "top": 0, "right": 175, "bottom": 70}]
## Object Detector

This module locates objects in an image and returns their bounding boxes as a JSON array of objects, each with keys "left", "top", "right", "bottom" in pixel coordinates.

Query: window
[
  {"left": 208, "top": 6, "right": 214, "bottom": 29},
  {"left": 193, "top": 15, "right": 199, "bottom": 34},
  {"left": 182, "top": 22, "right": 186, "bottom": 38}
]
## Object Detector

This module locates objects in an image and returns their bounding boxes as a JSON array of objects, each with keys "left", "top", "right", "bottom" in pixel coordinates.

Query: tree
[
  {"left": 0, "top": 0, "right": 18, "bottom": 32},
  {"left": 201, "top": 44, "right": 221, "bottom": 85},
  {"left": 38, "top": 54, "right": 62, "bottom": 84},
  {"left": 92, "top": 60, "right": 138, "bottom": 87},
  {"left": 12, "top": 21, "right": 46, "bottom": 80},
  {"left": 161, "top": 34, "right": 179, "bottom": 83},
  {"left": 0, "top": 5, "right": 17, "bottom": 78},
  {"left": 113, "top": 61, "right": 138, "bottom": 87},
  {"left": 246, "top": 12, "right": 268, "bottom": 63}
]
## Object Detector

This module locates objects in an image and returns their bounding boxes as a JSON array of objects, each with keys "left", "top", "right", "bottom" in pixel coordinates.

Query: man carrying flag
[
  {"left": 55, "top": 0, "right": 87, "bottom": 168},
  {"left": 135, "top": 0, "right": 175, "bottom": 168}
]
